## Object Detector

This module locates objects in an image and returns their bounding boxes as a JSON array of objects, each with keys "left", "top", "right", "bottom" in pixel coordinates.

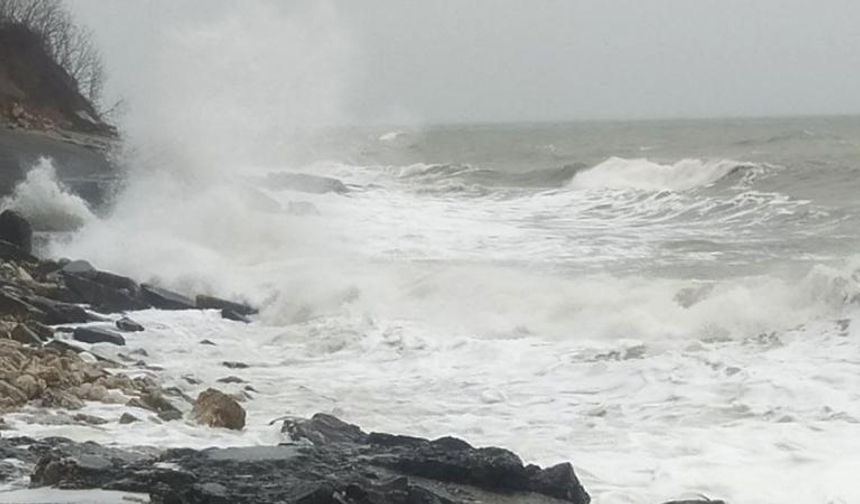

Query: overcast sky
[{"left": 70, "top": 0, "right": 860, "bottom": 125}]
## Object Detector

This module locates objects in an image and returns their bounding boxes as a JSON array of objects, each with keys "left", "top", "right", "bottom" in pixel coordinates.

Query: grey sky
[{"left": 70, "top": 0, "right": 860, "bottom": 125}]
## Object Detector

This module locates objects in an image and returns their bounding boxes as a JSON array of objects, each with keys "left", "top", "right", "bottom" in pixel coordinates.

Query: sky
[{"left": 69, "top": 0, "right": 860, "bottom": 125}]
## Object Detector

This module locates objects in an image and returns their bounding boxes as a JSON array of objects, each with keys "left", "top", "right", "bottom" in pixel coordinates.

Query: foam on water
[
  {"left": 0, "top": 158, "right": 96, "bottom": 231},
  {"left": 568, "top": 157, "right": 760, "bottom": 191}
]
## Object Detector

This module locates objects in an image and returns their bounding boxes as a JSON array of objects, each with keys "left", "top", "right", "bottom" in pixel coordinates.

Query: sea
[{"left": 4, "top": 115, "right": 860, "bottom": 504}]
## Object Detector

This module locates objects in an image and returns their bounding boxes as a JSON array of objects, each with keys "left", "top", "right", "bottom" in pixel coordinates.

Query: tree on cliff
[{"left": 0, "top": 0, "right": 104, "bottom": 108}]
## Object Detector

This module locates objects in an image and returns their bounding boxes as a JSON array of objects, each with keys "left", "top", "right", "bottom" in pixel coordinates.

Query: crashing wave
[
  {"left": 0, "top": 158, "right": 96, "bottom": 231},
  {"left": 568, "top": 157, "right": 764, "bottom": 191}
]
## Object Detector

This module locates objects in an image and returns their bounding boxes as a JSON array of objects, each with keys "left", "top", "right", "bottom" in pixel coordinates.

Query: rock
[
  {"left": 0, "top": 210, "right": 32, "bottom": 253},
  {"left": 199, "top": 339, "right": 216, "bottom": 346},
  {"left": 265, "top": 172, "right": 349, "bottom": 194},
  {"left": 196, "top": 294, "right": 257, "bottom": 316},
  {"left": 140, "top": 284, "right": 195, "bottom": 310},
  {"left": 221, "top": 361, "right": 248, "bottom": 369},
  {"left": 216, "top": 376, "right": 245, "bottom": 384},
  {"left": 63, "top": 270, "right": 148, "bottom": 313},
  {"left": 61, "top": 259, "right": 95, "bottom": 274},
  {"left": 663, "top": 501, "right": 726, "bottom": 504},
  {"left": 282, "top": 413, "right": 368, "bottom": 445},
  {"left": 13, "top": 373, "right": 43, "bottom": 399},
  {"left": 21, "top": 294, "right": 95, "bottom": 324},
  {"left": 0, "top": 239, "right": 36, "bottom": 261},
  {"left": 127, "top": 392, "right": 182, "bottom": 421},
  {"left": 116, "top": 316, "right": 144, "bottom": 332},
  {"left": 119, "top": 412, "right": 139, "bottom": 424},
  {"left": 73, "top": 413, "right": 108, "bottom": 425},
  {"left": 10, "top": 323, "right": 41, "bottom": 346},
  {"left": 220, "top": 308, "right": 250, "bottom": 323},
  {"left": 26, "top": 321, "right": 54, "bottom": 340},
  {"left": 72, "top": 326, "right": 125, "bottom": 346},
  {"left": 191, "top": 388, "right": 246, "bottom": 430},
  {"left": 17, "top": 413, "right": 590, "bottom": 503}
]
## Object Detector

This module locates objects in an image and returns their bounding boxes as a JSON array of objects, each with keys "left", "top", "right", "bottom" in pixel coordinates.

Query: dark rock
[
  {"left": 196, "top": 295, "right": 257, "bottom": 316},
  {"left": 222, "top": 361, "right": 248, "bottom": 369},
  {"left": 528, "top": 463, "right": 592, "bottom": 503},
  {"left": 73, "top": 413, "right": 108, "bottom": 425},
  {"left": 0, "top": 238, "right": 36, "bottom": 261},
  {"left": 10, "top": 412, "right": 590, "bottom": 504},
  {"left": 199, "top": 339, "right": 216, "bottom": 346},
  {"left": 61, "top": 259, "right": 95, "bottom": 274},
  {"left": 116, "top": 316, "right": 144, "bottom": 332},
  {"left": 265, "top": 172, "right": 349, "bottom": 194},
  {"left": 23, "top": 294, "right": 95, "bottom": 324},
  {"left": 72, "top": 326, "right": 125, "bottom": 346},
  {"left": 119, "top": 413, "right": 139, "bottom": 424},
  {"left": 158, "top": 409, "right": 183, "bottom": 422},
  {"left": 63, "top": 270, "right": 148, "bottom": 313},
  {"left": 220, "top": 308, "right": 250, "bottom": 323},
  {"left": 127, "top": 392, "right": 182, "bottom": 421},
  {"left": 282, "top": 413, "right": 368, "bottom": 445},
  {"left": 141, "top": 284, "right": 195, "bottom": 310},
  {"left": 0, "top": 210, "right": 32, "bottom": 253},
  {"left": 216, "top": 376, "right": 246, "bottom": 384},
  {"left": 0, "top": 289, "right": 37, "bottom": 319}
]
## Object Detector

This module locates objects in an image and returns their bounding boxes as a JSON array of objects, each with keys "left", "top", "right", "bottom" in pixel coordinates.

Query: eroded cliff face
[{"left": 0, "top": 23, "right": 112, "bottom": 135}]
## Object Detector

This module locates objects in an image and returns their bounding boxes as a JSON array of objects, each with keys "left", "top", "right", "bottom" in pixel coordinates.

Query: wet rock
[
  {"left": 63, "top": 270, "right": 148, "bottom": 313},
  {"left": 196, "top": 294, "right": 257, "bottom": 316},
  {"left": 26, "top": 321, "right": 54, "bottom": 340},
  {"left": 17, "top": 413, "right": 590, "bottom": 503},
  {"left": 282, "top": 413, "right": 368, "bottom": 445},
  {"left": 116, "top": 316, "right": 144, "bottom": 332},
  {"left": 22, "top": 294, "right": 94, "bottom": 324},
  {"left": 73, "top": 413, "right": 108, "bottom": 425},
  {"left": 222, "top": 361, "right": 248, "bottom": 369},
  {"left": 72, "top": 326, "right": 125, "bottom": 346},
  {"left": 199, "top": 339, "right": 216, "bottom": 346},
  {"left": 61, "top": 259, "right": 95, "bottom": 274},
  {"left": 265, "top": 172, "right": 349, "bottom": 194},
  {"left": 216, "top": 376, "right": 245, "bottom": 384},
  {"left": 0, "top": 210, "right": 32, "bottom": 254},
  {"left": 119, "top": 412, "right": 139, "bottom": 424},
  {"left": 191, "top": 388, "right": 246, "bottom": 430},
  {"left": 127, "top": 392, "right": 182, "bottom": 422},
  {"left": 220, "top": 308, "right": 250, "bottom": 323},
  {"left": 141, "top": 284, "right": 195, "bottom": 310}
]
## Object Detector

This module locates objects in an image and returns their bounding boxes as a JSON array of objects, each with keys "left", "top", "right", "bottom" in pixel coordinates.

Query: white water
[{"left": 5, "top": 158, "right": 860, "bottom": 504}]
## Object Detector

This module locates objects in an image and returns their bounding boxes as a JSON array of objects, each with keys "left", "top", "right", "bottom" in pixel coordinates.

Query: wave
[
  {"left": 567, "top": 157, "right": 764, "bottom": 191},
  {"left": 1, "top": 158, "right": 96, "bottom": 232}
]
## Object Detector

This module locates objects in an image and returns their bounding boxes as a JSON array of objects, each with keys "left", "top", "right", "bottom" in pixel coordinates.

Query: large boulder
[
  {"left": 191, "top": 388, "right": 246, "bottom": 430},
  {"left": 0, "top": 210, "right": 32, "bottom": 254}
]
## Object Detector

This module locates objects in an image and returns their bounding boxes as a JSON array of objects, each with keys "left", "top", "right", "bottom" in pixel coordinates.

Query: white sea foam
[
  {"left": 568, "top": 157, "right": 756, "bottom": 191},
  {"left": 0, "top": 158, "right": 96, "bottom": 231}
]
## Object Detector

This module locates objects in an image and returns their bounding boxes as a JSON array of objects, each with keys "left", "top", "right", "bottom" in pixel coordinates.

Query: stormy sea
[{"left": 5, "top": 115, "right": 859, "bottom": 503}]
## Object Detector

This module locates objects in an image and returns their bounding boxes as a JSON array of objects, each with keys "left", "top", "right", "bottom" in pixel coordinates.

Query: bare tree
[{"left": 0, "top": 0, "right": 105, "bottom": 109}]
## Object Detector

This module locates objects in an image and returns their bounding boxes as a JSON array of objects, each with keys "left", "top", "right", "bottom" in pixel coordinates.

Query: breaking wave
[
  {"left": 567, "top": 157, "right": 765, "bottom": 191},
  {"left": 1, "top": 158, "right": 96, "bottom": 232}
]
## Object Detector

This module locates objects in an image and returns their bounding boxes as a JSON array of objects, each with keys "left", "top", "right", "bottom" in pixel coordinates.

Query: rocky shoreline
[{"left": 0, "top": 208, "right": 726, "bottom": 504}]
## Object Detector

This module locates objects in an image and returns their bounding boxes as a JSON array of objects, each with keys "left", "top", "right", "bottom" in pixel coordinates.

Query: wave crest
[{"left": 568, "top": 157, "right": 763, "bottom": 191}]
